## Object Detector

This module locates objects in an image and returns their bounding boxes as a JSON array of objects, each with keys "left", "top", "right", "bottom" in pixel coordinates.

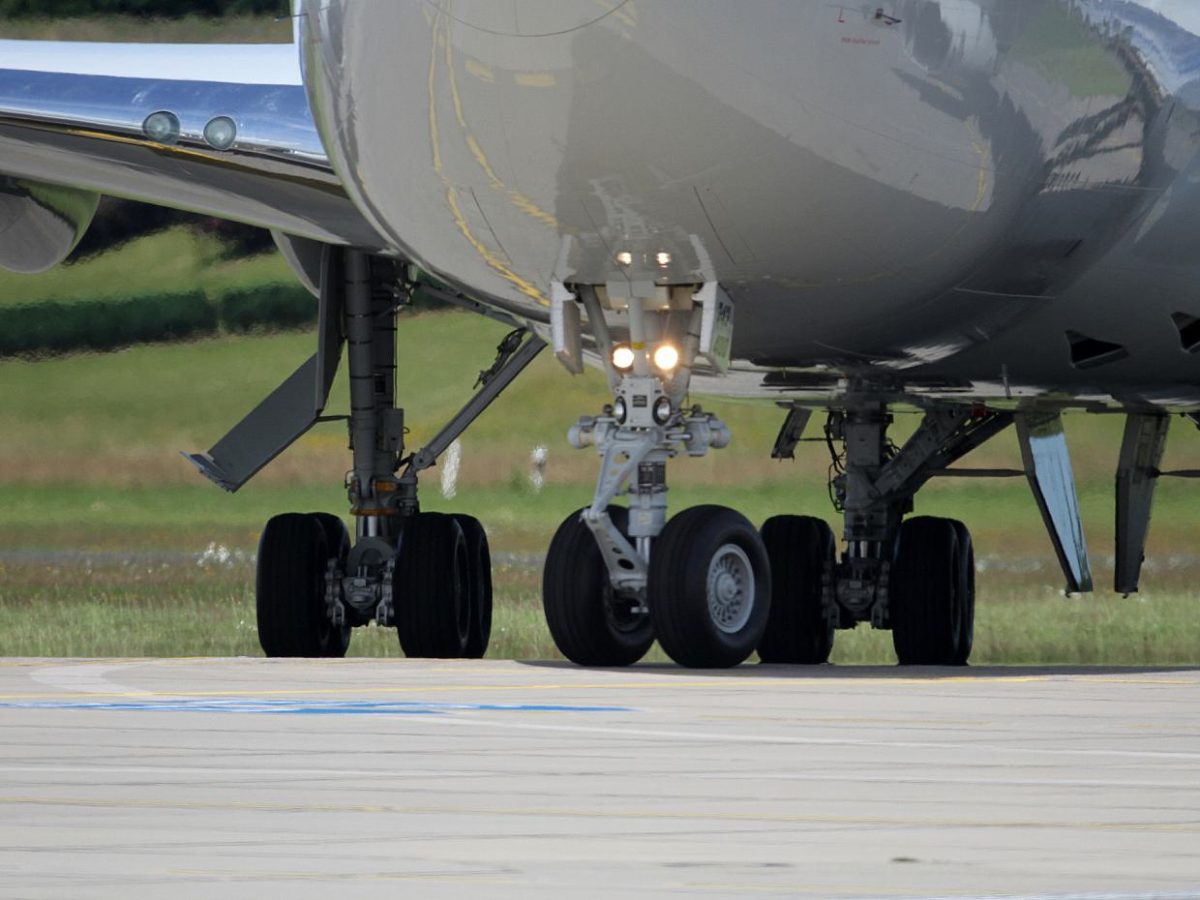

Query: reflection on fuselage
[{"left": 304, "top": 0, "right": 1200, "bottom": 406}]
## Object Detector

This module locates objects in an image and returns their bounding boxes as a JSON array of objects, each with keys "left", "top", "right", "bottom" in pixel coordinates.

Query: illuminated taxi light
[
  {"left": 142, "top": 110, "right": 181, "bottom": 145},
  {"left": 655, "top": 252, "right": 672, "bottom": 266},
  {"left": 203, "top": 116, "right": 238, "bottom": 151},
  {"left": 611, "top": 344, "right": 636, "bottom": 370},
  {"left": 616, "top": 251, "right": 633, "bottom": 266},
  {"left": 653, "top": 343, "right": 680, "bottom": 372}
]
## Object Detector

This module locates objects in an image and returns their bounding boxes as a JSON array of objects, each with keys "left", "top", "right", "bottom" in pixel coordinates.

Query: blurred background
[{"left": 0, "top": 2, "right": 1195, "bottom": 663}]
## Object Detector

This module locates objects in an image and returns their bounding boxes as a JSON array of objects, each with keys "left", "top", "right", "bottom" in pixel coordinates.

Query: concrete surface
[{"left": 0, "top": 658, "right": 1197, "bottom": 898}]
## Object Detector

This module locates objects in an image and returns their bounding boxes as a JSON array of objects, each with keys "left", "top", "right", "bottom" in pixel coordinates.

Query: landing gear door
[{"left": 696, "top": 283, "right": 733, "bottom": 374}]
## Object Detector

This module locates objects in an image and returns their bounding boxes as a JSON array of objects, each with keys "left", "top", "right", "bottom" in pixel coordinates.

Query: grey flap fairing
[
  {"left": 1114, "top": 413, "right": 1170, "bottom": 595},
  {"left": 185, "top": 247, "right": 344, "bottom": 493},
  {"left": 1016, "top": 411, "right": 1093, "bottom": 593}
]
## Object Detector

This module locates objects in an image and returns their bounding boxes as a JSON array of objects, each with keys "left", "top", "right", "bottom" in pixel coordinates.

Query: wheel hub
[{"left": 706, "top": 543, "right": 754, "bottom": 634}]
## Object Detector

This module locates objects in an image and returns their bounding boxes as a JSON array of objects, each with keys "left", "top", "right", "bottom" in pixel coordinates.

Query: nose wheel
[
  {"left": 649, "top": 506, "right": 771, "bottom": 669},
  {"left": 543, "top": 506, "right": 655, "bottom": 667}
]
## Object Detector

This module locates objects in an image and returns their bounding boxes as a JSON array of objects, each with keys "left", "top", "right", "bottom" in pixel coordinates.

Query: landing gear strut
[{"left": 810, "top": 396, "right": 1010, "bottom": 665}]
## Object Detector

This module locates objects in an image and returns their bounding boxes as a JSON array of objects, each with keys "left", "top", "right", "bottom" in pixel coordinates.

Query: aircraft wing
[{"left": 0, "top": 38, "right": 383, "bottom": 260}]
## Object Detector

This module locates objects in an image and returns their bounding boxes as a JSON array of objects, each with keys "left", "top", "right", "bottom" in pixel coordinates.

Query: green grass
[
  {"left": 1, "top": 555, "right": 1195, "bottom": 665},
  {"left": 0, "top": 14, "right": 291, "bottom": 43},
  {"left": 0, "top": 228, "right": 294, "bottom": 307}
]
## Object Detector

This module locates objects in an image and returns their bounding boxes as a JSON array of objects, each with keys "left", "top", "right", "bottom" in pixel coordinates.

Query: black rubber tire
[
  {"left": 890, "top": 516, "right": 966, "bottom": 665},
  {"left": 256, "top": 513, "right": 347, "bottom": 658},
  {"left": 453, "top": 514, "right": 493, "bottom": 659},
  {"left": 543, "top": 507, "right": 654, "bottom": 667},
  {"left": 393, "top": 512, "right": 470, "bottom": 658},
  {"left": 948, "top": 519, "right": 975, "bottom": 666},
  {"left": 758, "top": 515, "right": 835, "bottom": 664},
  {"left": 306, "top": 512, "right": 352, "bottom": 655},
  {"left": 649, "top": 505, "right": 771, "bottom": 668}
]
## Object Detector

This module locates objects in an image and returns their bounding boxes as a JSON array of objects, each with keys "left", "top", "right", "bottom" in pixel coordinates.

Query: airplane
[{"left": 2, "top": 0, "right": 1197, "bottom": 668}]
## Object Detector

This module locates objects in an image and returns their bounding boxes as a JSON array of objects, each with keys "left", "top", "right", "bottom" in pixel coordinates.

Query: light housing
[
  {"left": 615, "top": 251, "right": 633, "bottom": 266},
  {"left": 653, "top": 396, "right": 673, "bottom": 425},
  {"left": 203, "top": 115, "right": 238, "bottom": 151},
  {"left": 611, "top": 344, "right": 636, "bottom": 371},
  {"left": 652, "top": 343, "right": 680, "bottom": 372},
  {"left": 613, "top": 396, "right": 628, "bottom": 424},
  {"left": 142, "top": 110, "right": 181, "bottom": 145}
]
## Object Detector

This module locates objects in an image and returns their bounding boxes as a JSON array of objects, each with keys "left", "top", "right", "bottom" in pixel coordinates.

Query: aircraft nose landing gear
[{"left": 544, "top": 283, "right": 769, "bottom": 668}]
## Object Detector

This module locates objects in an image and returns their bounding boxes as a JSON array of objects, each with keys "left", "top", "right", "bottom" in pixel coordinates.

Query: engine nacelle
[{"left": 0, "top": 177, "right": 98, "bottom": 274}]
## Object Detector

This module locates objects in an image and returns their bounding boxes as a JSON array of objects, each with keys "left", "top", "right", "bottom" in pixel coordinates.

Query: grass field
[
  {"left": 0, "top": 235, "right": 1197, "bottom": 665},
  {"left": 0, "top": 15, "right": 290, "bottom": 43},
  {"left": 0, "top": 228, "right": 293, "bottom": 307}
]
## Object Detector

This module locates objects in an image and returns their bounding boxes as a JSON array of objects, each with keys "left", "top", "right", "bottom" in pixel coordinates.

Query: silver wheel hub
[{"left": 706, "top": 543, "right": 754, "bottom": 634}]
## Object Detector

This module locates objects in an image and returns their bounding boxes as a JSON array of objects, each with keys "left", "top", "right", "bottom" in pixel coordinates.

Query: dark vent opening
[
  {"left": 1171, "top": 312, "right": 1200, "bottom": 353},
  {"left": 1066, "top": 330, "right": 1129, "bottom": 369}
]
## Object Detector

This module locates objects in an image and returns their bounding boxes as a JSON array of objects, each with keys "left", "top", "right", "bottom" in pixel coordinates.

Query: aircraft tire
[
  {"left": 649, "top": 505, "right": 771, "bottom": 668},
  {"left": 393, "top": 512, "right": 471, "bottom": 658},
  {"left": 256, "top": 512, "right": 348, "bottom": 658},
  {"left": 890, "top": 516, "right": 969, "bottom": 665},
  {"left": 948, "top": 519, "right": 975, "bottom": 666},
  {"left": 453, "top": 513, "right": 493, "bottom": 659},
  {"left": 757, "top": 515, "right": 835, "bottom": 664},
  {"left": 542, "top": 506, "right": 653, "bottom": 667}
]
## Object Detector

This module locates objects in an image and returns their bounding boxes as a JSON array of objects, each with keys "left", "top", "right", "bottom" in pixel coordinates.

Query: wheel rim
[
  {"left": 604, "top": 585, "right": 646, "bottom": 635},
  {"left": 706, "top": 543, "right": 755, "bottom": 634}
]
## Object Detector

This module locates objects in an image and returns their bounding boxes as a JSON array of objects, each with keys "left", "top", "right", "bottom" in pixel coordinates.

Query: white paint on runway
[{"left": 0, "top": 658, "right": 1197, "bottom": 899}]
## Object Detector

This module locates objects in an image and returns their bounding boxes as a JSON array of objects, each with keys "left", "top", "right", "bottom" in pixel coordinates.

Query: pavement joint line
[{"left": 0, "top": 795, "right": 1195, "bottom": 832}]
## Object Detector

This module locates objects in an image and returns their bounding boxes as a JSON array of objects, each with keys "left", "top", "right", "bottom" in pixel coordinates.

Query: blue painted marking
[{"left": 0, "top": 698, "right": 631, "bottom": 716}]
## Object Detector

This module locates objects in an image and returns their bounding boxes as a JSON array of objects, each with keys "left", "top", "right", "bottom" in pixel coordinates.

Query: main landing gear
[
  {"left": 188, "top": 248, "right": 542, "bottom": 658},
  {"left": 761, "top": 396, "right": 1095, "bottom": 666}
]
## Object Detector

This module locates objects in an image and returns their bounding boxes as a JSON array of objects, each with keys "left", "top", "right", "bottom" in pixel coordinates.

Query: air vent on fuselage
[
  {"left": 1171, "top": 312, "right": 1200, "bottom": 353},
  {"left": 1066, "top": 330, "right": 1129, "bottom": 369}
]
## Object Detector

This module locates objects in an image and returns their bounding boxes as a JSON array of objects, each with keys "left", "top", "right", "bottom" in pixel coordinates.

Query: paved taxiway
[{"left": 0, "top": 659, "right": 1197, "bottom": 899}]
